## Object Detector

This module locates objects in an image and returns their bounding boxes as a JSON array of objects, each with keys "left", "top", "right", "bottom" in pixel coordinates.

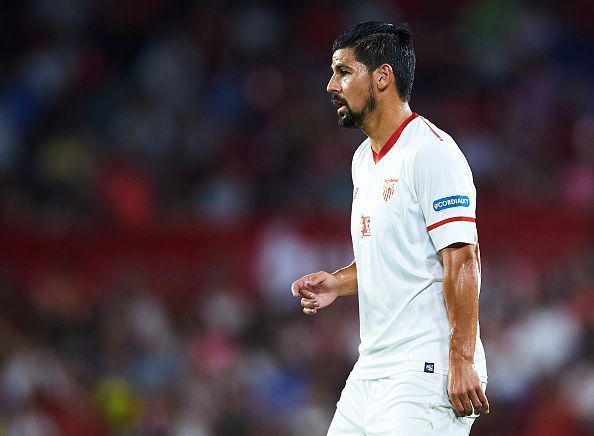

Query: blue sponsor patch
[{"left": 433, "top": 195, "right": 470, "bottom": 211}]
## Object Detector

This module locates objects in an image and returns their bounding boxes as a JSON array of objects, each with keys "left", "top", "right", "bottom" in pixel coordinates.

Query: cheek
[
  {"left": 341, "top": 79, "right": 355, "bottom": 100},
  {"left": 343, "top": 82, "right": 363, "bottom": 107}
]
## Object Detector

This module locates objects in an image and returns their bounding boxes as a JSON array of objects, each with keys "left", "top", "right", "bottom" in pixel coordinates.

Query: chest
[{"left": 351, "top": 155, "right": 415, "bottom": 240}]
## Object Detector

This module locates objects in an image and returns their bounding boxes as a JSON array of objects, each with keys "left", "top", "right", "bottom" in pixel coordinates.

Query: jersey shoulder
[
  {"left": 405, "top": 116, "right": 456, "bottom": 153},
  {"left": 407, "top": 116, "right": 468, "bottom": 166}
]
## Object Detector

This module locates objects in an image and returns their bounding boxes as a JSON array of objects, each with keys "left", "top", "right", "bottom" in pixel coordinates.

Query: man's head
[{"left": 327, "top": 21, "right": 415, "bottom": 129}]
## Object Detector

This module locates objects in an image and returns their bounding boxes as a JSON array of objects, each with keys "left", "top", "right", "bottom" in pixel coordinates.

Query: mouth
[{"left": 331, "top": 98, "right": 347, "bottom": 114}]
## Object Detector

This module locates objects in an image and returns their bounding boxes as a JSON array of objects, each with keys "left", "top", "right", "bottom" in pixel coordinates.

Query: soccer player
[{"left": 291, "top": 22, "right": 488, "bottom": 435}]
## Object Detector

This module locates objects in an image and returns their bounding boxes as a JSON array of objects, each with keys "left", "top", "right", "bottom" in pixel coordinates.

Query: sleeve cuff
[{"left": 427, "top": 217, "right": 477, "bottom": 252}]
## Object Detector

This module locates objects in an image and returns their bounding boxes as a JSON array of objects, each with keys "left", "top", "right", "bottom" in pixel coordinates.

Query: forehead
[{"left": 331, "top": 48, "right": 363, "bottom": 69}]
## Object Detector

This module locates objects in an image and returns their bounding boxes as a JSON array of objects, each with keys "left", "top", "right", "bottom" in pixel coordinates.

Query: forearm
[
  {"left": 441, "top": 244, "right": 489, "bottom": 416},
  {"left": 442, "top": 247, "right": 479, "bottom": 364},
  {"left": 332, "top": 260, "right": 358, "bottom": 296}
]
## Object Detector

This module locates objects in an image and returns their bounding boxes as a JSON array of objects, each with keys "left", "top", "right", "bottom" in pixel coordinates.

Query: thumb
[
  {"left": 305, "top": 271, "right": 329, "bottom": 287},
  {"left": 291, "top": 273, "right": 316, "bottom": 297}
]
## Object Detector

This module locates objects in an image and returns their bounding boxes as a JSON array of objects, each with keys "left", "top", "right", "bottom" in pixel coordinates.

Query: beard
[{"left": 332, "top": 88, "right": 377, "bottom": 129}]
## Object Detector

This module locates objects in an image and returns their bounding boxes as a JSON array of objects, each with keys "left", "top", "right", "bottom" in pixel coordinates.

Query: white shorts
[{"left": 327, "top": 371, "right": 486, "bottom": 435}]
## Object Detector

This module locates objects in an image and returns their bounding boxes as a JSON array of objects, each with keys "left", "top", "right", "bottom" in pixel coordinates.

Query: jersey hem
[{"left": 349, "top": 360, "right": 488, "bottom": 383}]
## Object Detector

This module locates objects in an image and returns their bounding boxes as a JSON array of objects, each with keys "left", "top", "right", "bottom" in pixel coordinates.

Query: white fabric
[
  {"left": 349, "top": 114, "right": 487, "bottom": 381},
  {"left": 327, "top": 371, "right": 484, "bottom": 435}
]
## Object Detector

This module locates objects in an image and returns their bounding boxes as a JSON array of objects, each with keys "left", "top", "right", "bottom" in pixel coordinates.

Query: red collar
[{"left": 372, "top": 112, "right": 418, "bottom": 163}]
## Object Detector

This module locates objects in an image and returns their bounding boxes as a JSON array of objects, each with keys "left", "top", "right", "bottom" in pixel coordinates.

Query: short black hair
[{"left": 332, "top": 21, "right": 415, "bottom": 102}]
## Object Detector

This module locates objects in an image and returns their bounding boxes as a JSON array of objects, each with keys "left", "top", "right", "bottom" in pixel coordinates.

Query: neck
[{"left": 362, "top": 100, "right": 413, "bottom": 154}]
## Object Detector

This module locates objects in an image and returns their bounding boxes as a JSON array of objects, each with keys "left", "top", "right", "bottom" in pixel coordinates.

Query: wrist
[
  {"left": 330, "top": 261, "right": 358, "bottom": 296},
  {"left": 449, "top": 350, "right": 474, "bottom": 366},
  {"left": 449, "top": 341, "right": 475, "bottom": 365},
  {"left": 449, "top": 329, "right": 476, "bottom": 362},
  {"left": 332, "top": 273, "right": 345, "bottom": 297}
]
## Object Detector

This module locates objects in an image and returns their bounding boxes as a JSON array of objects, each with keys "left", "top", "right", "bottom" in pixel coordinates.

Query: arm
[
  {"left": 291, "top": 261, "right": 357, "bottom": 315},
  {"left": 441, "top": 243, "right": 489, "bottom": 417}
]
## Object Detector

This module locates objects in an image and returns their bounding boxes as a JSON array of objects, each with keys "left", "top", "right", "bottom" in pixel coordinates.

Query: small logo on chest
[
  {"left": 382, "top": 178, "right": 399, "bottom": 202},
  {"left": 360, "top": 215, "right": 371, "bottom": 237}
]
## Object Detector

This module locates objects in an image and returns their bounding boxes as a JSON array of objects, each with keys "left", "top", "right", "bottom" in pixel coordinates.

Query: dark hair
[{"left": 332, "top": 21, "right": 415, "bottom": 102}]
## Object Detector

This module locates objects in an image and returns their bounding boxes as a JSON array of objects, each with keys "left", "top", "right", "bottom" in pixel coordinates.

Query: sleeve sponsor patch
[{"left": 432, "top": 195, "right": 470, "bottom": 211}]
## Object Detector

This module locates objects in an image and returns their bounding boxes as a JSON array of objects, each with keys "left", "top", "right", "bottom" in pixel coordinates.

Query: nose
[{"left": 326, "top": 73, "right": 340, "bottom": 94}]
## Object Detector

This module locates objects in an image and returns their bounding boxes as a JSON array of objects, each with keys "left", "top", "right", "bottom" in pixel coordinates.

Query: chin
[{"left": 338, "top": 113, "right": 360, "bottom": 129}]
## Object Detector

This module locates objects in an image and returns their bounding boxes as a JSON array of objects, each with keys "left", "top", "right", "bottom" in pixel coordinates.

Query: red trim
[
  {"left": 372, "top": 112, "right": 418, "bottom": 163},
  {"left": 427, "top": 216, "right": 476, "bottom": 231},
  {"left": 421, "top": 118, "right": 443, "bottom": 141}
]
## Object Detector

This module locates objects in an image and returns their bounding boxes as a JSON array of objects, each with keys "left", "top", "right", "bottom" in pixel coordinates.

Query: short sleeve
[{"left": 413, "top": 139, "right": 478, "bottom": 252}]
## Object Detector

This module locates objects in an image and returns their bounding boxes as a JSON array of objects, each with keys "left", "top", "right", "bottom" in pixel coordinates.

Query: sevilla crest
[{"left": 382, "top": 178, "right": 399, "bottom": 202}]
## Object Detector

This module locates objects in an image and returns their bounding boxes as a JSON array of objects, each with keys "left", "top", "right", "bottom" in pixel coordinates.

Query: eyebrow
[{"left": 331, "top": 63, "right": 352, "bottom": 71}]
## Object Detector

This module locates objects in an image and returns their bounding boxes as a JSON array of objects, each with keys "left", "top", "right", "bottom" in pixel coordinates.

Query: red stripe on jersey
[
  {"left": 421, "top": 118, "right": 443, "bottom": 141},
  {"left": 427, "top": 216, "right": 476, "bottom": 231},
  {"left": 373, "top": 112, "right": 419, "bottom": 163}
]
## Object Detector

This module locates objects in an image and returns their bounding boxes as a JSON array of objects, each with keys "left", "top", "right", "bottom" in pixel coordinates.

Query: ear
[{"left": 374, "top": 64, "right": 394, "bottom": 92}]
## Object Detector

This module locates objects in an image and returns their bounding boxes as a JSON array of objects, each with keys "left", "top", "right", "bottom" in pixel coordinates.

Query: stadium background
[{"left": 0, "top": 0, "right": 593, "bottom": 435}]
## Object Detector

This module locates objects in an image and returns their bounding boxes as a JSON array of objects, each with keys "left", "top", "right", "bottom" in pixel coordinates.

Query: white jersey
[{"left": 349, "top": 112, "right": 487, "bottom": 381}]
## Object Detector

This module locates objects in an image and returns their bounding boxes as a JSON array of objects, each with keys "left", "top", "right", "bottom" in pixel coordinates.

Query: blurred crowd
[
  {"left": 0, "top": 0, "right": 593, "bottom": 435},
  {"left": 1, "top": 226, "right": 594, "bottom": 435}
]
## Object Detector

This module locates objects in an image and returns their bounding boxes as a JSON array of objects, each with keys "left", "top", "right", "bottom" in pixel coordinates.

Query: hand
[
  {"left": 447, "top": 360, "right": 489, "bottom": 417},
  {"left": 290, "top": 271, "right": 339, "bottom": 315}
]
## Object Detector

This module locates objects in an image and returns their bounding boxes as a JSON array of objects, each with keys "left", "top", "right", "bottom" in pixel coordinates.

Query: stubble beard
[{"left": 337, "top": 87, "right": 377, "bottom": 129}]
